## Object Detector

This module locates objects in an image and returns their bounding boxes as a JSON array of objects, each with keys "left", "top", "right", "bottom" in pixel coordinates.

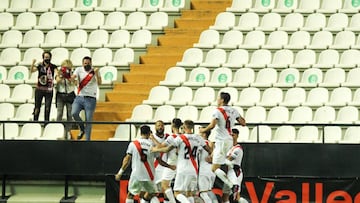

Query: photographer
[
  {"left": 55, "top": 59, "right": 76, "bottom": 139},
  {"left": 70, "top": 56, "right": 102, "bottom": 141}
]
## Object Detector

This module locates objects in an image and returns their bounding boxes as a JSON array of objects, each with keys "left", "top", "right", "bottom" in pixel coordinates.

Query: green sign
[
  {"left": 0, "top": 73, "right": 2, "bottom": 80},
  {"left": 284, "top": 0, "right": 293, "bottom": 7},
  {"left": 262, "top": 0, "right": 271, "bottom": 7},
  {"left": 150, "top": 0, "right": 159, "bottom": 6},
  {"left": 285, "top": 74, "right": 295, "bottom": 83},
  {"left": 83, "top": 0, "right": 92, "bottom": 6},
  {"left": 104, "top": 72, "right": 113, "bottom": 81},
  {"left": 352, "top": 0, "right": 360, "bottom": 7},
  {"left": 14, "top": 72, "right": 24, "bottom": 80},
  {"left": 308, "top": 74, "right": 318, "bottom": 83},
  {"left": 196, "top": 74, "right": 205, "bottom": 82},
  {"left": 218, "top": 74, "right": 228, "bottom": 83},
  {"left": 172, "top": 0, "right": 181, "bottom": 7}
]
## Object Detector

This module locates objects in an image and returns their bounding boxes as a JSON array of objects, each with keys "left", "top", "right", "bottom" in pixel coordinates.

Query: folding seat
[
  {"left": 261, "top": 30, "right": 288, "bottom": 50},
  {"left": 311, "top": 106, "right": 336, "bottom": 124},
  {"left": 277, "top": 13, "right": 303, "bottom": 32},
  {"left": 6, "top": 0, "right": 31, "bottom": 13},
  {"left": 238, "top": 30, "right": 266, "bottom": 49},
  {"left": 233, "top": 106, "right": 244, "bottom": 118},
  {"left": 139, "top": 0, "right": 164, "bottom": 12},
  {"left": 12, "top": 12, "right": 36, "bottom": 31},
  {"left": 323, "top": 126, "right": 342, "bottom": 143},
  {"left": 160, "top": 0, "right": 186, "bottom": 12},
  {"left": 284, "top": 31, "right": 311, "bottom": 50},
  {"left": 16, "top": 123, "right": 42, "bottom": 140},
  {"left": 39, "top": 123, "right": 66, "bottom": 140},
  {"left": 200, "top": 48, "right": 227, "bottom": 68},
  {"left": 245, "top": 49, "right": 272, "bottom": 69},
  {"left": 205, "top": 67, "right": 232, "bottom": 87},
  {"left": 316, "top": 0, "right": 342, "bottom": 13},
  {"left": 245, "top": 106, "right": 267, "bottom": 123},
  {"left": 0, "top": 12, "right": 13, "bottom": 31},
  {"left": 0, "top": 0, "right": 9, "bottom": 12},
  {"left": 100, "top": 12, "right": 126, "bottom": 31},
  {"left": 152, "top": 105, "right": 176, "bottom": 122},
  {"left": 143, "top": 12, "right": 169, "bottom": 31},
  {"left": 108, "top": 47, "right": 134, "bottom": 67},
  {"left": 222, "top": 49, "right": 249, "bottom": 68},
  {"left": 9, "top": 103, "right": 34, "bottom": 121},
  {"left": 279, "top": 87, "right": 306, "bottom": 107},
  {"left": 0, "top": 123, "right": 19, "bottom": 140},
  {"left": 176, "top": 48, "right": 203, "bottom": 67},
  {"left": 300, "top": 13, "right": 327, "bottom": 32},
  {"left": 79, "top": 11, "right": 105, "bottom": 30},
  {"left": 122, "top": 11, "right": 147, "bottom": 30},
  {"left": 41, "top": 30, "right": 66, "bottom": 48},
  {"left": 116, "top": 0, "right": 143, "bottom": 12},
  {"left": 216, "top": 30, "right": 243, "bottom": 50},
  {"left": 177, "top": 105, "right": 199, "bottom": 121},
  {"left": 289, "top": 106, "right": 313, "bottom": 123},
  {"left": 249, "top": 0, "right": 275, "bottom": 13},
  {"left": 306, "top": 31, "right": 333, "bottom": 50},
  {"left": 272, "top": 0, "right": 298, "bottom": 13},
  {"left": 165, "top": 86, "right": 193, "bottom": 106},
  {"left": 25, "top": 71, "right": 38, "bottom": 85},
  {"left": 126, "top": 104, "right": 153, "bottom": 122},
  {"left": 108, "top": 124, "right": 137, "bottom": 141},
  {"left": 294, "top": 126, "right": 320, "bottom": 143},
  {"left": 268, "top": 49, "right": 294, "bottom": 69},
  {"left": 312, "top": 49, "right": 339, "bottom": 69},
  {"left": 325, "top": 87, "right": 352, "bottom": 107},
  {"left": 159, "top": 66, "right": 186, "bottom": 87},
  {"left": 340, "top": 0, "right": 360, "bottom": 13},
  {"left": 335, "top": 49, "right": 360, "bottom": 68},
  {"left": 51, "top": 48, "right": 69, "bottom": 66},
  {"left": 294, "top": 0, "right": 320, "bottom": 13},
  {"left": 255, "top": 13, "right": 282, "bottom": 32},
  {"left": 73, "top": 0, "right": 98, "bottom": 12},
  {"left": 256, "top": 87, "right": 283, "bottom": 107},
  {"left": 233, "top": 12, "right": 260, "bottom": 32},
  {"left": 51, "top": 0, "right": 76, "bottom": 12},
  {"left": 273, "top": 68, "right": 299, "bottom": 87},
  {"left": 197, "top": 106, "right": 217, "bottom": 122},
  {"left": 0, "top": 48, "right": 21, "bottom": 66},
  {"left": 19, "top": 47, "right": 43, "bottom": 66},
  {"left": 5, "top": 84, "right": 33, "bottom": 103},
  {"left": 266, "top": 106, "right": 289, "bottom": 123},
  {"left": 289, "top": 49, "right": 316, "bottom": 69},
  {"left": 57, "top": 11, "right": 82, "bottom": 30},
  {"left": 233, "top": 125, "right": 250, "bottom": 142},
  {"left": 342, "top": 68, "right": 360, "bottom": 87},
  {"left": 105, "top": 30, "right": 131, "bottom": 48},
  {"left": 323, "top": 13, "right": 349, "bottom": 32},
  {"left": 318, "top": 68, "right": 345, "bottom": 88},
  {"left": 234, "top": 87, "right": 261, "bottom": 107},
  {"left": 70, "top": 48, "right": 91, "bottom": 67},
  {"left": 143, "top": 86, "right": 170, "bottom": 105},
  {"left": 187, "top": 87, "right": 215, "bottom": 107},
  {"left": 29, "top": 0, "right": 53, "bottom": 12},
  {"left": 19, "top": 30, "right": 44, "bottom": 48},
  {"left": 345, "top": 13, "right": 360, "bottom": 32},
  {"left": 0, "top": 67, "right": 7, "bottom": 84},
  {"left": 92, "top": 48, "right": 112, "bottom": 67},
  {"left": 61, "top": 29, "right": 88, "bottom": 48},
  {"left": 228, "top": 68, "right": 255, "bottom": 88},
  {"left": 250, "top": 68, "right": 278, "bottom": 88},
  {"left": 193, "top": 29, "right": 220, "bottom": 49},
  {"left": 209, "top": 12, "right": 236, "bottom": 31},
  {"left": 301, "top": 87, "right": 329, "bottom": 107},
  {"left": 339, "top": 127, "right": 360, "bottom": 143},
  {"left": 83, "top": 29, "right": 109, "bottom": 48},
  {"left": 248, "top": 125, "right": 272, "bottom": 143},
  {"left": 271, "top": 125, "right": 295, "bottom": 142},
  {"left": 95, "top": 0, "right": 121, "bottom": 12},
  {"left": 126, "top": 29, "right": 152, "bottom": 48},
  {"left": 216, "top": 87, "right": 239, "bottom": 105},
  {"left": 34, "top": 12, "right": 60, "bottom": 31},
  {"left": 0, "top": 85, "right": 11, "bottom": 103},
  {"left": 4, "top": 66, "right": 29, "bottom": 85},
  {"left": 226, "top": 0, "right": 252, "bottom": 13},
  {"left": 99, "top": 66, "right": 117, "bottom": 84},
  {"left": 333, "top": 106, "right": 358, "bottom": 124},
  {"left": 0, "top": 30, "right": 22, "bottom": 48}
]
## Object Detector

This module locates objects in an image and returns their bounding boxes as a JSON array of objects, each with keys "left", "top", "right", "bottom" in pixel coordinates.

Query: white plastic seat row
[{"left": 0, "top": 122, "right": 65, "bottom": 140}]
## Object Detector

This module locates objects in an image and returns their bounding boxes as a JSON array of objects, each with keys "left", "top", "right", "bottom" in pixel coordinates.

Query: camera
[{"left": 61, "top": 67, "right": 71, "bottom": 79}]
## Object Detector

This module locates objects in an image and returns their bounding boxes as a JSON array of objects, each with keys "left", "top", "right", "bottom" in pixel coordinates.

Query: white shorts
[
  {"left": 155, "top": 165, "right": 165, "bottom": 184},
  {"left": 173, "top": 173, "right": 197, "bottom": 192},
  {"left": 161, "top": 167, "right": 176, "bottom": 181},
  {"left": 198, "top": 173, "right": 216, "bottom": 192},
  {"left": 128, "top": 176, "right": 157, "bottom": 195},
  {"left": 213, "top": 139, "right": 233, "bottom": 165}
]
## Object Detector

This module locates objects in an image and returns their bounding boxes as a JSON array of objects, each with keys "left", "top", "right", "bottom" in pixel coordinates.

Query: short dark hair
[
  {"left": 140, "top": 125, "right": 151, "bottom": 135},
  {"left": 172, "top": 118, "right": 183, "bottom": 129},
  {"left": 232, "top": 128, "right": 239, "bottom": 135},
  {"left": 183, "top": 120, "right": 194, "bottom": 130},
  {"left": 42, "top": 51, "right": 52, "bottom": 59},
  {"left": 220, "top": 92, "right": 231, "bottom": 104},
  {"left": 201, "top": 126, "right": 211, "bottom": 138},
  {"left": 82, "top": 56, "right": 92, "bottom": 62}
]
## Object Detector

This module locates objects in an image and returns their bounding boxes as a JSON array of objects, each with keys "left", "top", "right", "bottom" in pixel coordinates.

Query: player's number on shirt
[
  {"left": 225, "top": 118, "right": 231, "bottom": 130},
  {"left": 184, "top": 146, "right": 198, "bottom": 159},
  {"left": 140, "top": 149, "right": 148, "bottom": 162}
]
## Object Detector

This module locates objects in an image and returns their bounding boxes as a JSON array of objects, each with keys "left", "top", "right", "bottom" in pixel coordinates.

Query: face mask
[
  {"left": 84, "top": 64, "right": 92, "bottom": 71},
  {"left": 44, "top": 59, "right": 51, "bottom": 64}
]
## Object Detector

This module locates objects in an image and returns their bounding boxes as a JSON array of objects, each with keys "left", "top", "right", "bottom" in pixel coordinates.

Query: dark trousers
[{"left": 33, "top": 88, "right": 53, "bottom": 121}]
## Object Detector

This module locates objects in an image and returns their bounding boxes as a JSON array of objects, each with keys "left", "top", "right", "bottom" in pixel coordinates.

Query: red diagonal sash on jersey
[
  {"left": 133, "top": 140, "right": 154, "bottom": 180},
  {"left": 218, "top": 107, "right": 231, "bottom": 135},
  {"left": 179, "top": 134, "right": 198, "bottom": 175},
  {"left": 77, "top": 71, "right": 94, "bottom": 94}
]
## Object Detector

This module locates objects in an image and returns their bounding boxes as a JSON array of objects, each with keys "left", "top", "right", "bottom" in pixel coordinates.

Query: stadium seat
[
  {"left": 12, "top": 12, "right": 36, "bottom": 31},
  {"left": 0, "top": 123, "right": 19, "bottom": 140},
  {"left": 288, "top": 106, "right": 313, "bottom": 123},
  {"left": 271, "top": 125, "right": 295, "bottom": 142},
  {"left": 5, "top": 84, "right": 33, "bottom": 104},
  {"left": 350, "top": 34, "right": 360, "bottom": 49},
  {"left": 25, "top": 71, "right": 38, "bottom": 85},
  {"left": 319, "top": 68, "right": 345, "bottom": 88},
  {"left": 39, "top": 123, "right": 65, "bottom": 140},
  {"left": 294, "top": 0, "right": 320, "bottom": 13},
  {"left": 272, "top": 0, "right": 298, "bottom": 13},
  {"left": 0, "top": 12, "right": 13, "bottom": 31},
  {"left": 0, "top": 47, "right": 21, "bottom": 66},
  {"left": 0, "top": 102, "right": 14, "bottom": 120},
  {"left": 334, "top": 106, "right": 358, "bottom": 124},
  {"left": 159, "top": 66, "right": 186, "bottom": 87},
  {"left": 301, "top": 13, "right": 326, "bottom": 32},
  {"left": 256, "top": 87, "right": 283, "bottom": 107},
  {"left": 200, "top": 48, "right": 227, "bottom": 68},
  {"left": 339, "top": 127, "right": 360, "bottom": 143},
  {"left": 233, "top": 12, "right": 260, "bottom": 31},
  {"left": 249, "top": 0, "right": 275, "bottom": 13},
  {"left": 10, "top": 103, "right": 34, "bottom": 121},
  {"left": 335, "top": 49, "right": 360, "bottom": 68},
  {"left": 194, "top": 29, "right": 220, "bottom": 49},
  {"left": 250, "top": 68, "right": 277, "bottom": 88},
  {"left": 311, "top": 106, "right": 336, "bottom": 124},
  {"left": 122, "top": 11, "right": 147, "bottom": 30},
  {"left": 126, "top": 29, "right": 152, "bottom": 48},
  {"left": 278, "top": 13, "right": 304, "bottom": 32},
  {"left": 160, "top": 0, "right": 186, "bottom": 12},
  {"left": 83, "top": 30, "right": 109, "bottom": 48},
  {"left": 95, "top": 0, "right": 121, "bottom": 11},
  {"left": 100, "top": 11, "right": 126, "bottom": 30},
  {"left": 61, "top": 29, "right": 88, "bottom": 48},
  {"left": 245, "top": 106, "right": 267, "bottom": 123},
  {"left": 0, "top": 30, "right": 22, "bottom": 48},
  {"left": 0, "top": 67, "right": 7, "bottom": 84},
  {"left": 4, "top": 66, "right": 29, "bottom": 85},
  {"left": 302, "top": 87, "right": 329, "bottom": 107},
  {"left": 248, "top": 125, "right": 272, "bottom": 142},
  {"left": 143, "top": 86, "right": 170, "bottom": 105},
  {"left": 51, "top": 47, "right": 70, "bottom": 66},
  {"left": 41, "top": 30, "right": 66, "bottom": 48},
  {"left": 108, "top": 47, "right": 134, "bottom": 67},
  {"left": 294, "top": 126, "right": 320, "bottom": 143},
  {"left": 197, "top": 106, "right": 217, "bottom": 122},
  {"left": 105, "top": 30, "right": 131, "bottom": 48},
  {"left": 117, "top": 0, "right": 142, "bottom": 12},
  {"left": 19, "top": 30, "right": 44, "bottom": 48},
  {"left": 345, "top": 13, "right": 360, "bottom": 32},
  {"left": 139, "top": 0, "right": 164, "bottom": 12},
  {"left": 16, "top": 123, "right": 42, "bottom": 140},
  {"left": 284, "top": 30, "right": 311, "bottom": 50},
  {"left": 325, "top": 87, "right": 352, "bottom": 107},
  {"left": 290, "top": 50, "right": 316, "bottom": 69},
  {"left": 187, "top": 87, "right": 215, "bottom": 107},
  {"left": 108, "top": 124, "right": 137, "bottom": 141},
  {"left": 70, "top": 48, "right": 91, "bottom": 67},
  {"left": 342, "top": 68, "right": 360, "bottom": 87},
  {"left": 273, "top": 68, "right": 299, "bottom": 87},
  {"left": 238, "top": 30, "right": 265, "bottom": 49},
  {"left": 256, "top": 13, "right": 282, "bottom": 32},
  {"left": 261, "top": 30, "right": 288, "bottom": 50},
  {"left": 177, "top": 105, "right": 199, "bottom": 121},
  {"left": 176, "top": 48, "right": 203, "bottom": 67},
  {"left": 317, "top": 0, "right": 342, "bottom": 13},
  {"left": 7, "top": 0, "right": 31, "bottom": 13},
  {"left": 0, "top": 0, "right": 9, "bottom": 12},
  {"left": 216, "top": 87, "right": 238, "bottom": 105},
  {"left": 73, "top": 0, "right": 98, "bottom": 12},
  {"left": 234, "top": 87, "right": 261, "bottom": 107},
  {"left": 245, "top": 49, "right": 272, "bottom": 69},
  {"left": 125, "top": 104, "right": 153, "bottom": 122},
  {"left": 340, "top": 0, "right": 360, "bottom": 13},
  {"left": 279, "top": 87, "right": 306, "bottom": 107},
  {"left": 268, "top": 49, "right": 294, "bottom": 69},
  {"left": 92, "top": 48, "right": 113, "bottom": 67},
  {"left": 266, "top": 106, "right": 289, "bottom": 123},
  {"left": 205, "top": 67, "right": 232, "bottom": 87},
  {"left": 79, "top": 11, "right": 105, "bottom": 30},
  {"left": 312, "top": 49, "right": 339, "bottom": 69},
  {"left": 323, "top": 13, "right": 349, "bottom": 32},
  {"left": 233, "top": 126, "right": 250, "bottom": 142},
  {"left": 165, "top": 86, "right": 193, "bottom": 106},
  {"left": 222, "top": 49, "right": 249, "bottom": 68},
  {"left": 307, "top": 31, "right": 333, "bottom": 50},
  {"left": 152, "top": 105, "right": 176, "bottom": 122},
  {"left": 209, "top": 12, "right": 236, "bottom": 31},
  {"left": 323, "top": 126, "right": 342, "bottom": 143},
  {"left": 99, "top": 66, "right": 117, "bottom": 84},
  {"left": 51, "top": 0, "right": 76, "bottom": 12},
  {"left": 216, "top": 30, "right": 243, "bottom": 49},
  {"left": 29, "top": 0, "right": 53, "bottom": 12},
  {"left": 57, "top": 11, "right": 82, "bottom": 30},
  {"left": 19, "top": 47, "right": 43, "bottom": 66},
  {"left": 226, "top": 0, "right": 252, "bottom": 13},
  {"left": 143, "top": 12, "right": 169, "bottom": 31}
]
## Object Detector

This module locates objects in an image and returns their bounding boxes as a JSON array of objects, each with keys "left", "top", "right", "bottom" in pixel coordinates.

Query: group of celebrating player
[{"left": 115, "top": 92, "right": 247, "bottom": 203}]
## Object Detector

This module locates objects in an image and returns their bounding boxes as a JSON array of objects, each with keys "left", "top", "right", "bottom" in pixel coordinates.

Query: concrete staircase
[{"left": 86, "top": 0, "right": 232, "bottom": 140}]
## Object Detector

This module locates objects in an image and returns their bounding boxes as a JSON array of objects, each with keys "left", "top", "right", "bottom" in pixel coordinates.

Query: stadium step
[
  {"left": 111, "top": 83, "right": 156, "bottom": 92},
  {"left": 139, "top": 54, "right": 182, "bottom": 64},
  {"left": 157, "top": 35, "right": 199, "bottom": 46},
  {"left": 123, "top": 73, "right": 165, "bottom": 83},
  {"left": 174, "top": 19, "right": 214, "bottom": 29},
  {"left": 191, "top": 0, "right": 232, "bottom": 10}
]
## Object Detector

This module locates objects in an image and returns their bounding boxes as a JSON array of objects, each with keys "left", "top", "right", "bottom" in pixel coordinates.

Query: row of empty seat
[
  {"left": 0, "top": 11, "right": 169, "bottom": 32},
  {"left": 0, "top": 0, "right": 185, "bottom": 13},
  {"left": 0, "top": 123, "right": 65, "bottom": 140}
]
